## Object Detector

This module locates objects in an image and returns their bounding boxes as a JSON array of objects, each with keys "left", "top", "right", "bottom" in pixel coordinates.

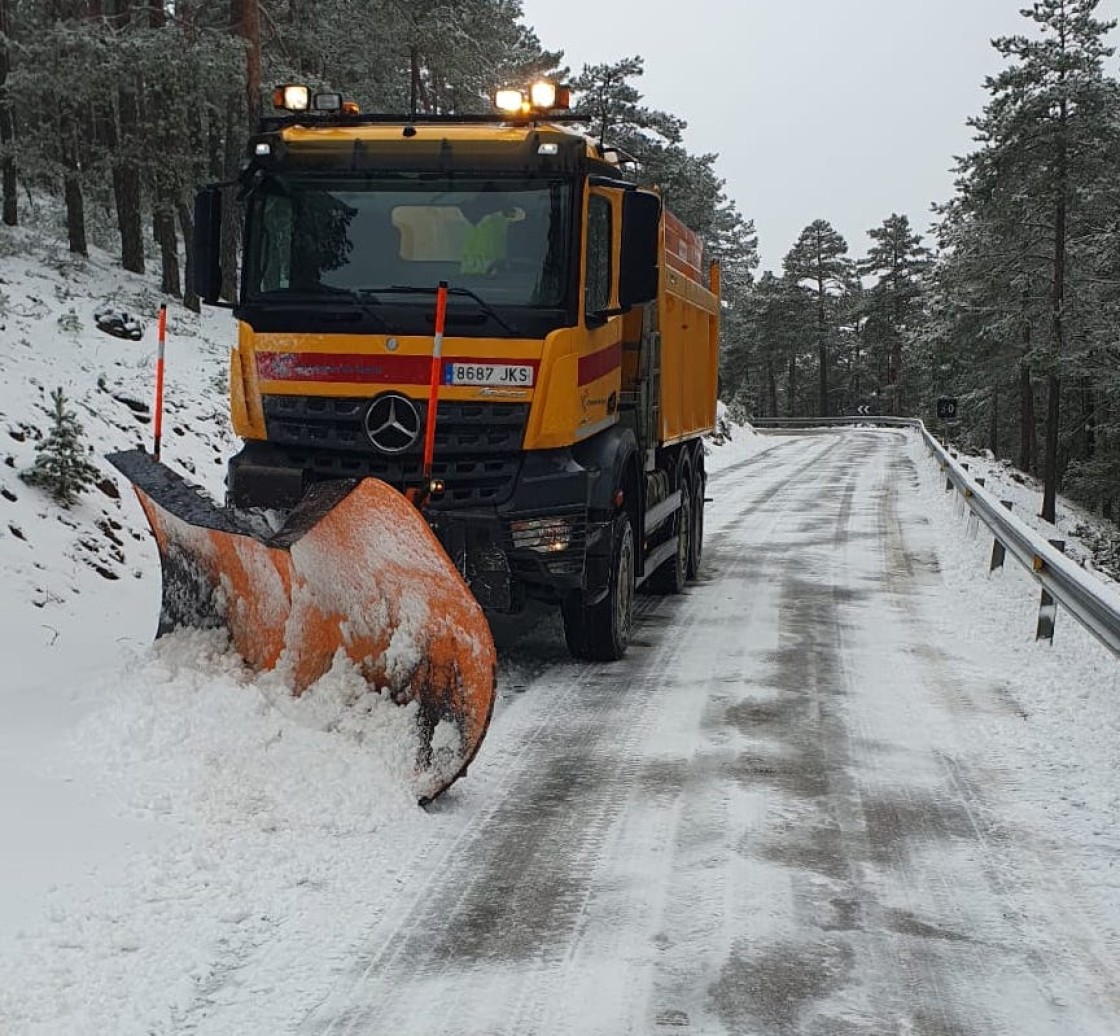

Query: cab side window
[{"left": 585, "top": 195, "right": 612, "bottom": 318}]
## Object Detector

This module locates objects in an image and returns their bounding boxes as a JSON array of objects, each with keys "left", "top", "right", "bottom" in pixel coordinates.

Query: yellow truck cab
[{"left": 192, "top": 82, "right": 720, "bottom": 661}]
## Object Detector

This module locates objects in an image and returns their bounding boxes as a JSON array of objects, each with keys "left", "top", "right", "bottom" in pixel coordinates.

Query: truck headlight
[{"left": 510, "top": 516, "right": 575, "bottom": 553}]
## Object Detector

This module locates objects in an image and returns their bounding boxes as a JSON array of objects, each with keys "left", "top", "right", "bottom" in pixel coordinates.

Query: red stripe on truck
[
  {"left": 257, "top": 352, "right": 432, "bottom": 384},
  {"left": 578, "top": 342, "right": 621, "bottom": 385}
]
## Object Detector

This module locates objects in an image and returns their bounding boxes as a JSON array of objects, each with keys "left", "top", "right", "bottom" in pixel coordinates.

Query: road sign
[
  {"left": 854, "top": 404, "right": 873, "bottom": 417},
  {"left": 937, "top": 397, "right": 959, "bottom": 421}
]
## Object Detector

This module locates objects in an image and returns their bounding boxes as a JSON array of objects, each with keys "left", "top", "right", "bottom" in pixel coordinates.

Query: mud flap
[{"left": 108, "top": 449, "right": 496, "bottom": 803}]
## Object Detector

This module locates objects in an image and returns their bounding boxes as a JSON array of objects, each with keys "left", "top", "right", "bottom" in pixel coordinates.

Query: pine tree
[
  {"left": 570, "top": 56, "right": 758, "bottom": 329},
  {"left": 723, "top": 271, "right": 810, "bottom": 418},
  {"left": 0, "top": 0, "right": 16, "bottom": 226},
  {"left": 21, "top": 388, "right": 101, "bottom": 508},
  {"left": 783, "top": 220, "right": 853, "bottom": 417},
  {"left": 858, "top": 214, "right": 931, "bottom": 415},
  {"left": 958, "top": 0, "right": 1119, "bottom": 520},
  {"left": 571, "top": 56, "right": 685, "bottom": 149}
]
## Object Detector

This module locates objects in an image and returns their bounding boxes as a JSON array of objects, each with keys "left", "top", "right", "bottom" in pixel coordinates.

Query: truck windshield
[{"left": 246, "top": 175, "right": 572, "bottom": 310}]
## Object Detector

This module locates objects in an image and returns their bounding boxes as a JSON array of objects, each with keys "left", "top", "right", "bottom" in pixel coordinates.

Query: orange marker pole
[
  {"left": 153, "top": 303, "right": 167, "bottom": 462},
  {"left": 422, "top": 281, "right": 448, "bottom": 479}
]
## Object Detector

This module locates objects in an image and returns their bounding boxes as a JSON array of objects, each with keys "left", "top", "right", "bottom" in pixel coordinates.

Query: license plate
[{"left": 447, "top": 363, "right": 534, "bottom": 387}]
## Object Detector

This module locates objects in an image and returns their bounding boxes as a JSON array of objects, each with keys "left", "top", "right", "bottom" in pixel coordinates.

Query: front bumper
[{"left": 226, "top": 441, "right": 611, "bottom": 610}]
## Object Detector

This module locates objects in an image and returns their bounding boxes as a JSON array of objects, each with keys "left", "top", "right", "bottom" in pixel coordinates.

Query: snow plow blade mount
[{"left": 107, "top": 449, "right": 496, "bottom": 803}]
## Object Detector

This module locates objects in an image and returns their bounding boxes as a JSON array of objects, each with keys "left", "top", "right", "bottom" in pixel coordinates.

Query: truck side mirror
[
  {"left": 193, "top": 187, "right": 224, "bottom": 305},
  {"left": 619, "top": 190, "right": 661, "bottom": 308}
]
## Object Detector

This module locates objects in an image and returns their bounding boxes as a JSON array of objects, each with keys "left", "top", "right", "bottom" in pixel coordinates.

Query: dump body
[{"left": 659, "top": 212, "right": 720, "bottom": 442}]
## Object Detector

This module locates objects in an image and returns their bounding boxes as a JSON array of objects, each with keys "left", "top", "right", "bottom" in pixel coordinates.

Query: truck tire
[
  {"left": 562, "top": 511, "right": 635, "bottom": 661},
  {"left": 648, "top": 478, "right": 691, "bottom": 595},
  {"left": 688, "top": 469, "right": 704, "bottom": 580}
]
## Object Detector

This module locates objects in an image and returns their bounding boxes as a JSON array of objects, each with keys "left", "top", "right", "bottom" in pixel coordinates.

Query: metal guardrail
[{"left": 747, "top": 416, "right": 1120, "bottom": 659}]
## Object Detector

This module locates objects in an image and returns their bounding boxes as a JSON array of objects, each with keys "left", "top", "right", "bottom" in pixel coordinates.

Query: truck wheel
[
  {"left": 687, "top": 470, "right": 704, "bottom": 580},
  {"left": 562, "top": 511, "right": 635, "bottom": 661},
  {"left": 648, "top": 478, "right": 690, "bottom": 595}
]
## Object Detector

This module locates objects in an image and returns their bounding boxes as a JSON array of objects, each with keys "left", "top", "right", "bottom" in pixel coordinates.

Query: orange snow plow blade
[{"left": 107, "top": 449, "right": 496, "bottom": 803}]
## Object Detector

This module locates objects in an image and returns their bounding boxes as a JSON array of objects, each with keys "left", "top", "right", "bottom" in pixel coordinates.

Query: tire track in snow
[{"left": 296, "top": 432, "right": 856, "bottom": 1035}]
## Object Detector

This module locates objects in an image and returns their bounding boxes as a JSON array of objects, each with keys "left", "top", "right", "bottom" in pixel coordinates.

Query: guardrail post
[
  {"left": 966, "top": 478, "right": 986, "bottom": 538},
  {"left": 989, "top": 501, "right": 1013, "bottom": 571},
  {"left": 1035, "top": 539, "right": 1066, "bottom": 643}
]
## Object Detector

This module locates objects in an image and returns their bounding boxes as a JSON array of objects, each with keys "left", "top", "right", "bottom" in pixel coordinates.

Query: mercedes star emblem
[{"left": 363, "top": 393, "right": 422, "bottom": 454}]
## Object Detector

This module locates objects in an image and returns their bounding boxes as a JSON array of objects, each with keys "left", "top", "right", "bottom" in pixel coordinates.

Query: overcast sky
[{"left": 517, "top": 0, "right": 1120, "bottom": 273}]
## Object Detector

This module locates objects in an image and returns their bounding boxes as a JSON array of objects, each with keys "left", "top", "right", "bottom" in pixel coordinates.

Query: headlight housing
[{"left": 510, "top": 516, "right": 576, "bottom": 553}]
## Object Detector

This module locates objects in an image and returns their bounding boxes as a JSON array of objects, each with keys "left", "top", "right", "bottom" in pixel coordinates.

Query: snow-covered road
[
  {"left": 5, "top": 429, "right": 1119, "bottom": 1035},
  {"left": 294, "top": 429, "right": 1120, "bottom": 1034}
]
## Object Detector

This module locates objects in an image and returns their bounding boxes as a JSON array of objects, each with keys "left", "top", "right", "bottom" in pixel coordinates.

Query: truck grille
[{"left": 262, "top": 396, "right": 529, "bottom": 508}]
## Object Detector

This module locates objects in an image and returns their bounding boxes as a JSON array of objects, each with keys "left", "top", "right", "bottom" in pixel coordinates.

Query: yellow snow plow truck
[{"left": 109, "top": 82, "right": 720, "bottom": 800}]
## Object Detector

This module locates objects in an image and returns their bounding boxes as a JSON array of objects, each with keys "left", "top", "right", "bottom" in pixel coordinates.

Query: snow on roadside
[
  {"left": 939, "top": 442, "right": 1120, "bottom": 589},
  {"left": 903, "top": 433, "right": 1120, "bottom": 952},
  {"left": 704, "top": 402, "right": 760, "bottom": 473},
  {"left": 2, "top": 632, "right": 428, "bottom": 1035}
]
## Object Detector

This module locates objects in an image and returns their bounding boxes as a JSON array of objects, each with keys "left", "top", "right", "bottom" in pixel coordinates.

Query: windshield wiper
[
  {"left": 362, "top": 285, "right": 520, "bottom": 336},
  {"left": 331, "top": 287, "right": 388, "bottom": 329},
  {"left": 444, "top": 287, "right": 520, "bottom": 336},
  {"left": 255, "top": 288, "right": 387, "bottom": 329}
]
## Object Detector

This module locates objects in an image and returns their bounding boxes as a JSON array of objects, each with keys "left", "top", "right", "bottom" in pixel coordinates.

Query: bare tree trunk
[
  {"left": 1019, "top": 363, "right": 1037, "bottom": 473},
  {"left": 235, "top": 0, "right": 261, "bottom": 119},
  {"left": 114, "top": 70, "right": 145, "bottom": 273},
  {"left": 219, "top": 94, "right": 241, "bottom": 302},
  {"left": 0, "top": 0, "right": 17, "bottom": 226},
  {"left": 889, "top": 341, "right": 903, "bottom": 416},
  {"left": 290, "top": 0, "right": 313, "bottom": 75},
  {"left": 63, "top": 174, "right": 87, "bottom": 255},
  {"left": 786, "top": 353, "right": 797, "bottom": 417},
  {"left": 1075, "top": 375, "right": 1095, "bottom": 461},
  {"left": 989, "top": 386, "right": 999, "bottom": 456},
  {"left": 178, "top": 200, "right": 199, "bottom": 312},
  {"left": 154, "top": 203, "right": 180, "bottom": 295},
  {"left": 206, "top": 103, "right": 223, "bottom": 179},
  {"left": 60, "top": 111, "right": 87, "bottom": 256},
  {"left": 816, "top": 280, "right": 828, "bottom": 417},
  {"left": 1042, "top": 371, "right": 1061, "bottom": 521},
  {"left": 1041, "top": 104, "right": 1068, "bottom": 525}
]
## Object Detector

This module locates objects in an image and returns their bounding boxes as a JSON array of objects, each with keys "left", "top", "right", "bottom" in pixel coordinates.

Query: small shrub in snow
[
  {"left": 57, "top": 307, "right": 81, "bottom": 333},
  {"left": 20, "top": 388, "right": 100, "bottom": 507},
  {"left": 706, "top": 404, "right": 734, "bottom": 446},
  {"left": 726, "top": 395, "right": 750, "bottom": 427}
]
